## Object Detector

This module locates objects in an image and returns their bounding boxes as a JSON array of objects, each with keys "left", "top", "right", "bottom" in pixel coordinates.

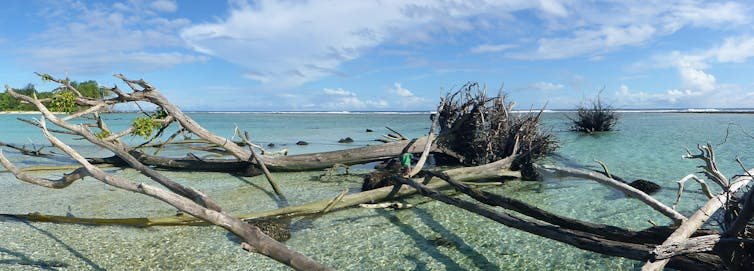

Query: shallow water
[{"left": 1, "top": 112, "right": 753, "bottom": 270}]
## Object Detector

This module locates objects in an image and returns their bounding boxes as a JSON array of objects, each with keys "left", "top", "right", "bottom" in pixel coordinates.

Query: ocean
[{"left": 0, "top": 111, "right": 752, "bottom": 270}]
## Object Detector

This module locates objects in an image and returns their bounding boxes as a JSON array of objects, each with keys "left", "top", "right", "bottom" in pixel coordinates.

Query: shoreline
[
  {"left": 0, "top": 111, "right": 44, "bottom": 115},
  {"left": 4, "top": 109, "right": 754, "bottom": 115}
]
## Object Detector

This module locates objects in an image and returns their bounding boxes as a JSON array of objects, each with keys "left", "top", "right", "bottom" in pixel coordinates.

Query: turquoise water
[{"left": 0, "top": 112, "right": 752, "bottom": 270}]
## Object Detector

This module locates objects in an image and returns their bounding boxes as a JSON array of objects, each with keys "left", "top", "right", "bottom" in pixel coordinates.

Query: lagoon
[{"left": 0, "top": 111, "right": 752, "bottom": 270}]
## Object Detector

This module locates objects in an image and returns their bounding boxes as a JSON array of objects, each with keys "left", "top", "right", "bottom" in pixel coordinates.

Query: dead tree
[
  {"left": 1, "top": 73, "right": 329, "bottom": 270},
  {"left": 435, "top": 82, "right": 557, "bottom": 179}
]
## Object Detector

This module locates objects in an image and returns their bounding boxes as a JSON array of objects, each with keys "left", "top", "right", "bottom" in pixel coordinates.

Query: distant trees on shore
[{"left": 1, "top": 80, "right": 109, "bottom": 111}]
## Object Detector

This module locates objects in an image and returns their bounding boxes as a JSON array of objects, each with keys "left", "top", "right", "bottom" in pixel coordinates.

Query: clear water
[{"left": 0, "top": 112, "right": 752, "bottom": 270}]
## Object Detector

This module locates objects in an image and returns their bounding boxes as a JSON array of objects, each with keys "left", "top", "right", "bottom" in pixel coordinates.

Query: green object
[{"left": 401, "top": 153, "right": 413, "bottom": 167}]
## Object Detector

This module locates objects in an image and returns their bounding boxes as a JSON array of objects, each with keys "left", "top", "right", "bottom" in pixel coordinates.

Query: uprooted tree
[{"left": 0, "top": 74, "right": 751, "bottom": 270}]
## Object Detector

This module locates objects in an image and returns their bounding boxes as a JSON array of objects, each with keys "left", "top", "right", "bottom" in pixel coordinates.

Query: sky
[{"left": 2, "top": 0, "right": 754, "bottom": 111}]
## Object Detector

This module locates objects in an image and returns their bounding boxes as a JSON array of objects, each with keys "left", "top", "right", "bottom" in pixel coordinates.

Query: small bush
[
  {"left": 50, "top": 90, "right": 78, "bottom": 113},
  {"left": 568, "top": 91, "right": 618, "bottom": 133},
  {"left": 131, "top": 117, "right": 160, "bottom": 139}
]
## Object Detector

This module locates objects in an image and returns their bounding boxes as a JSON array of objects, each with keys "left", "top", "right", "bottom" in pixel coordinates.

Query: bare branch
[
  {"left": 537, "top": 164, "right": 687, "bottom": 223},
  {"left": 0, "top": 150, "right": 88, "bottom": 188},
  {"left": 673, "top": 174, "right": 714, "bottom": 209},
  {"left": 642, "top": 174, "right": 752, "bottom": 270}
]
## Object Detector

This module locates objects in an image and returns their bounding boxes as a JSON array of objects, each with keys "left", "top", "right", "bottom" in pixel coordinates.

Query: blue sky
[{"left": 2, "top": 0, "right": 754, "bottom": 111}]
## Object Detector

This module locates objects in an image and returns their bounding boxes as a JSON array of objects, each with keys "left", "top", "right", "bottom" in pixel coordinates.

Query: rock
[
  {"left": 338, "top": 137, "right": 354, "bottom": 143},
  {"left": 362, "top": 172, "right": 397, "bottom": 191},
  {"left": 365, "top": 129, "right": 374, "bottom": 132},
  {"left": 296, "top": 141, "right": 308, "bottom": 145},
  {"left": 630, "top": 179, "right": 661, "bottom": 195},
  {"left": 374, "top": 158, "right": 402, "bottom": 172},
  {"left": 267, "top": 143, "right": 275, "bottom": 148},
  {"left": 246, "top": 218, "right": 291, "bottom": 242}
]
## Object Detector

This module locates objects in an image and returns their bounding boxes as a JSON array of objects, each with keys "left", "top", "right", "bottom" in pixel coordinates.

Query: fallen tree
[
  {"left": 4, "top": 74, "right": 750, "bottom": 270},
  {"left": 1, "top": 75, "right": 551, "bottom": 269},
  {"left": 1, "top": 74, "right": 330, "bottom": 270}
]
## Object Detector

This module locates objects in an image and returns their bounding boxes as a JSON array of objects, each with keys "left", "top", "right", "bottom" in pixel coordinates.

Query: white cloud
[
  {"left": 511, "top": 1, "right": 750, "bottom": 60},
  {"left": 19, "top": 1, "right": 202, "bottom": 74},
  {"left": 470, "top": 44, "right": 517, "bottom": 54},
  {"left": 538, "top": 0, "right": 568, "bottom": 17},
  {"left": 709, "top": 36, "right": 754, "bottom": 63},
  {"left": 386, "top": 82, "right": 430, "bottom": 108},
  {"left": 180, "top": 0, "right": 571, "bottom": 86},
  {"left": 512, "top": 24, "right": 656, "bottom": 59},
  {"left": 614, "top": 84, "right": 742, "bottom": 108},
  {"left": 388, "top": 83, "right": 414, "bottom": 97},
  {"left": 521, "top": 81, "right": 565, "bottom": 91},
  {"left": 319, "top": 88, "right": 388, "bottom": 110},
  {"left": 323, "top": 88, "right": 356, "bottom": 97},
  {"left": 676, "top": 62, "right": 716, "bottom": 92},
  {"left": 151, "top": 0, "right": 177, "bottom": 13}
]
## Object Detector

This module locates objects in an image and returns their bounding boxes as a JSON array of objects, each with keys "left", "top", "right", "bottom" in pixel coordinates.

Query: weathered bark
[
  {"left": 2, "top": 74, "right": 331, "bottom": 270},
  {"left": 261, "top": 136, "right": 434, "bottom": 171},
  {"left": 0, "top": 118, "right": 330, "bottom": 271},
  {"left": 536, "top": 164, "right": 686, "bottom": 223},
  {"left": 642, "top": 177, "right": 751, "bottom": 270},
  {"left": 87, "top": 136, "right": 435, "bottom": 175},
  {"left": 393, "top": 176, "right": 724, "bottom": 271},
  {"left": 642, "top": 145, "right": 754, "bottom": 271},
  {"left": 113, "top": 74, "right": 252, "bottom": 161},
  {"left": 0, "top": 141, "right": 49, "bottom": 157},
  {"left": 4, "top": 157, "right": 519, "bottom": 227},
  {"left": 7, "top": 86, "right": 223, "bottom": 211},
  {"left": 651, "top": 235, "right": 754, "bottom": 259}
]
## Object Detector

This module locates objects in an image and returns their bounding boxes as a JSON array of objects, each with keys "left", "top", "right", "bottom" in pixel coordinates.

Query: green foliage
[
  {"left": 131, "top": 117, "right": 160, "bottom": 139},
  {"left": 50, "top": 91, "right": 78, "bottom": 113},
  {"left": 0, "top": 93, "right": 20, "bottom": 110},
  {"left": 95, "top": 130, "right": 111, "bottom": 139},
  {"left": 72, "top": 80, "right": 111, "bottom": 99},
  {"left": 567, "top": 91, "right": 618, "bottom": 133},
  {"left": 154, "top": 107, "right": 168, "bottom": 119},
  {"left": 1, "top": 79, "right": 110, "bottom": 112}
]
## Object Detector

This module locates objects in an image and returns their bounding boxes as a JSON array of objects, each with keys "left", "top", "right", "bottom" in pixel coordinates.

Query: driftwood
[
  {"left": 2, "top": 74, "right": 330, "bottom": 270},
  {"left": 642, "top": 144, "right": 754, "bottom": 271},
  {"left": 3, "top": 158, "right": 519, "bottom": 227},
  {"left": 4, "top": 75, "right": 750, "bottom": 270},
  {"left": 536, "top": 164, "right": 686, "bottom": 223},
  {"left": 392, "top": 173, "right": 724, "bottom": 271}
]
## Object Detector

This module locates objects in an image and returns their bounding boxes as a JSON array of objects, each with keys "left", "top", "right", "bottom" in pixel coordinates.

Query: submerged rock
[
  {"left": 374, "top": 159, "right": 402, "bottom": 171},
  {"left": 338, "top": 137, "right": 354, "bottom": 143},
  {"left": 362, "top": 172, "right": 397, "bottom": 191},
  {"left": 245, "top": 218, "right": 291, "bottom": 242},
  {"left": 630, "top": 179, "right": 661, "bottom": 195}
]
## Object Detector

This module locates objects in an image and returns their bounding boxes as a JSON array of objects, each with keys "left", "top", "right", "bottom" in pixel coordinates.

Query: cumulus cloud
[
  {"left": 709, "top": 36, "right": 754, "bottom": 63},
  {"left": 18, "top": 1, "right": 203, "bottom": 74},
  {"left": 614, "top": 84, "right": 742, "bottom": 108},
  {"left": 676, "top": 62, "right": 716, "bottom": 92},
  {"left": 387, "top": 83, "right": 429, "bottom": 109},
  {"left": 319, "top": 88, "right": 388, "bottom": 110},
  {"left": 388, "top": 83, "right": 414, "bottom": 97}
]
